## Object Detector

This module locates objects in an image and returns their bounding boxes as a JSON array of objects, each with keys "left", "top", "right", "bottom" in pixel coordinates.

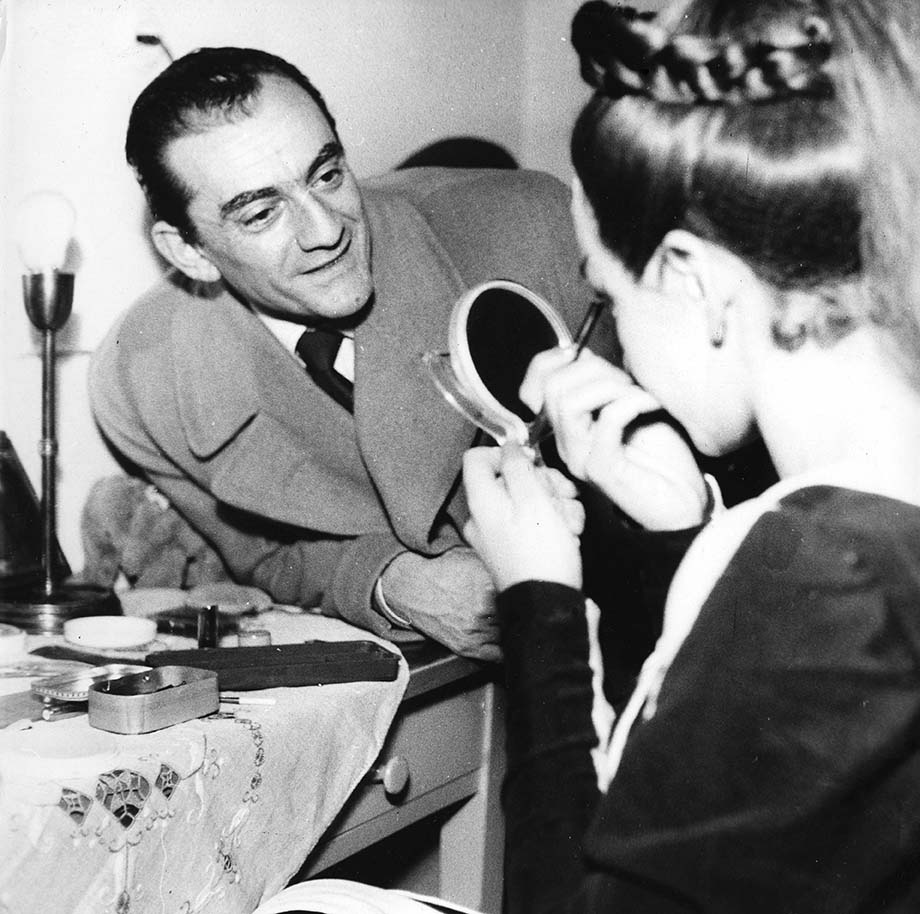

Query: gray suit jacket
[{"left": 90, "top": 168, "right": 598, "bottom": 635}]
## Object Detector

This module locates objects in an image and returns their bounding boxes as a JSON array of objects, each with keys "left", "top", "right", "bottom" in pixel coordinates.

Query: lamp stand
[{"left": 0, "top": 271, "right": 119, "bottom": 634}]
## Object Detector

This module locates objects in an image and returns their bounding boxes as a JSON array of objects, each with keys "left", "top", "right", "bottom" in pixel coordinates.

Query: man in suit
[{"left": 90, "top": 47, "right": 597, "bottom": 660}]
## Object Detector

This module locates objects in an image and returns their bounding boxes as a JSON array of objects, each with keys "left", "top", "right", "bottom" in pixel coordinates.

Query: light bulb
[{"left": 15, "top": 191, "right": 76, "bottom": 273}]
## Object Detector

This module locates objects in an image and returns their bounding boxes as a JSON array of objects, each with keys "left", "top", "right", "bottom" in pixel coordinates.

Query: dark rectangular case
[{"left": 145, "top": 640, "right": 400, "bottom": 691}]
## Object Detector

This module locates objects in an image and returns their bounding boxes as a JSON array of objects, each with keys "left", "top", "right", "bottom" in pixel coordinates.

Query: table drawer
[{"left": 305, "top": 682, "right": 488, "bottom": 871}]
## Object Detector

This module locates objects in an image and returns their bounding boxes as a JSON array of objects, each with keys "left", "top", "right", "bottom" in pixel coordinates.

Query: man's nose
[{"left": 291, "top": 195, "right": 341, "bottom": 252}]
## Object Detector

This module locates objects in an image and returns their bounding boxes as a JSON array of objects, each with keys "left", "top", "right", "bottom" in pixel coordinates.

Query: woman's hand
[
  {"left": 463, "top": 444, "right": 585, "bottom": 592},
  {"left": 521, "top": 348, "right": 709, "bottom": 530}
]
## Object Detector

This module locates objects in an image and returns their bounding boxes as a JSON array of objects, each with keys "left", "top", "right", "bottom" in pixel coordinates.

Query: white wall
[
  {"left": 0, "top": 0, "right": 655, "bottom": 570},
  {"left": 521, "top": 0, "right": 588, "bottom": 183}
]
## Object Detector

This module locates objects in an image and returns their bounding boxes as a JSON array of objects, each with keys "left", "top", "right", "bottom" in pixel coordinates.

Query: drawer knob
[{"left": 370, "top": 755, "right": 410, "bottom": 796}]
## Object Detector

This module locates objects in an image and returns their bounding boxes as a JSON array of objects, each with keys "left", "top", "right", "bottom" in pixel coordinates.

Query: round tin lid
[{"left": 31, "top": 663, "right": 151, "bottom": 704}]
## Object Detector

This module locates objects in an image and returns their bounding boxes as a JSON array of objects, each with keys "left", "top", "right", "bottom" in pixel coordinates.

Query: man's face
[{"left": 166, "top": 75, "right": 373, "bottom": 322}]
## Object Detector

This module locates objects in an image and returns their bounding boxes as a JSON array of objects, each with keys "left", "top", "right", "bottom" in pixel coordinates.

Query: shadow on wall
[{"left": 396, "top": 137, "right": 518, "bottom": 170}]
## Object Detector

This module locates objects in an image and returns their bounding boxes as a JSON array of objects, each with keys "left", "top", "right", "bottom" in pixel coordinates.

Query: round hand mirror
[{"left": 424, "top": 280, "right": 573, "bottom": 446}]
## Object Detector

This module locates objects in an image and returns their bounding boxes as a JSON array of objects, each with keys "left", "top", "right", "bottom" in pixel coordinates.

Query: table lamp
[{"left": 0, "top": 191, "right": 119, "bottom": 634}]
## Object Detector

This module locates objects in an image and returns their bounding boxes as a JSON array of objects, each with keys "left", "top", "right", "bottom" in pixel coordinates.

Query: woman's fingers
[
  {"left": 548, "top": 374, "right": 635, "bottom": 468},
  {"left": 462, "top": 447, "right": 505, "bottom": 517},
  {"left": 578, "top": 388, "right": 664, "bottom": 479},
  {"left": 464, "top": 443, "right": 584, "bottom": 591},
  {"left": 500, "top": 445, "right": 586, "bottom": 535},
  {"left": 557, "top": 495, "right": 586, "bottom": 536},
  {"left": 539, "top": 354, "right": 634, "bottom": 427},
  {"left": 591, "top": 387, "right": 664, "bottom": 446},
  {"left": 499, "top": 442, "right": 549, "bottom": 504},
  {"left": 538, "top": 467, "right": 579, "bottom": 500},
  {"left": 542, "top": 379, "right": 663, "bottom": 492},
  {"left": 519, "top": 347, "right": 577, "bottom": 412}
]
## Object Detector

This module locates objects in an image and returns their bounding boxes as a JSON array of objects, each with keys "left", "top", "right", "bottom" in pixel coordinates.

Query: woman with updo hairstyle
[{"left": 463, "top": 0, "right": 920, "bottom": 911}]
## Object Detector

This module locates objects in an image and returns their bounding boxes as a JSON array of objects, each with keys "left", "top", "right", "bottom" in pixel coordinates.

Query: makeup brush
[{"left": 526, "top": 296, "right": 607, "bottom": 448}]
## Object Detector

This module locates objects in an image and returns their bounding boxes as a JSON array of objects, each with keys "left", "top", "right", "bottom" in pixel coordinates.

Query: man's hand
[
  {"left": 378, "top": 547, "right": 501, "bottom": 662},
  {"left": 521, "top": 349, "right": 709, "bottom": 530}
]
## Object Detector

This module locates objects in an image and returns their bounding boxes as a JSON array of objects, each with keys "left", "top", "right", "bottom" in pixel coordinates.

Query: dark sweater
[{"left": 499, "top": 486, "right": 920, "bottom": 913}]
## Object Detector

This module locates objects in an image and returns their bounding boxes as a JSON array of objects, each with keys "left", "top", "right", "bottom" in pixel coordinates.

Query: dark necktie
[{"left": 295, "top": 328, "right": 354, "bottom": 413}]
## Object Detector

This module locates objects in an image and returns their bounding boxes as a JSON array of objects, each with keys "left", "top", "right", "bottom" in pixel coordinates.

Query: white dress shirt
[{"left": 257, "top": 311, "right": 355, "bottom": 382}]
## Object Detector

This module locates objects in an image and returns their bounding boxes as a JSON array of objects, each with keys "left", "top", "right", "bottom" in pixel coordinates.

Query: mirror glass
[
  {"left": 465, "top": 287, "right": 562, "bottom": 422},
  {"left": 423, "top": 280, "right": 572, "bottom": 448}
]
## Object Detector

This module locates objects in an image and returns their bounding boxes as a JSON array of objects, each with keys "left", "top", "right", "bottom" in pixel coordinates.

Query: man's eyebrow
[
  {"left": 219, "top": 187, "right": 278, "bottom": 220},
  {"left": 307, "top": 141, "right": 344, "bottom": 180},
  {"left": 219, "top": 141, "right": 345, "bottom": 220}
]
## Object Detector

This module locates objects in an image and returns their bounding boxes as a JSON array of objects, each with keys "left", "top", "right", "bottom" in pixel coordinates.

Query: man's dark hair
[{"left": 126, "top": 47, "right": 339, "bottom": 241}]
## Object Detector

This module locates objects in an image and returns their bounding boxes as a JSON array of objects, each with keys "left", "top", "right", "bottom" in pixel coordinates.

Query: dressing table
[{"left": 0, "top": 610, "right": 504, "bottom": 914}]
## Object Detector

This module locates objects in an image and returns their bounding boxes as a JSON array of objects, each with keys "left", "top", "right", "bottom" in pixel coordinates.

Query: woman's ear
[
  {"left": 649, "top": 229, "right": 739, "bottom": 347},
  {"left": 648, "top": 229, "right": 710, "bottom": 298},
  {"left": 151, "top": 222, "right": 221, "bottom": 283}
]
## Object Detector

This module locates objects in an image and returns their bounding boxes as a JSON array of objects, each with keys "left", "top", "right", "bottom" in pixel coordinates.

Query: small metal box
[{"left": 88, "top": 665, "right": 219, "bottom": 734}]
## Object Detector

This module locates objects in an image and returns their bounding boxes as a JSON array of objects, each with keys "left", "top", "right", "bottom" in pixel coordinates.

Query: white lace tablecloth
[{"left": 0, "top": 611, "right": 408, "bottom": 914}]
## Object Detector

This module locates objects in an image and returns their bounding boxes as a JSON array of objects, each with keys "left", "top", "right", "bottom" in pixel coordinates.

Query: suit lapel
[
  {"left": 170, "top": 291, "right": 389, "bottom": 533},
  {"left": 354, "top": 189, "right": 478, "bottom": 551}
]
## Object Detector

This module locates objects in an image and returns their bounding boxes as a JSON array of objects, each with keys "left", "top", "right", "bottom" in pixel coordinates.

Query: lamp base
[{"left": 0, "top": 583, "right": 121, "bottom": 635}]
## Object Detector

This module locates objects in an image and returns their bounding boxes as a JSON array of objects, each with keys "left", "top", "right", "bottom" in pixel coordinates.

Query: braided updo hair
[{"left": 570, "top": 0, "right": 868, "bottom": 349}]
